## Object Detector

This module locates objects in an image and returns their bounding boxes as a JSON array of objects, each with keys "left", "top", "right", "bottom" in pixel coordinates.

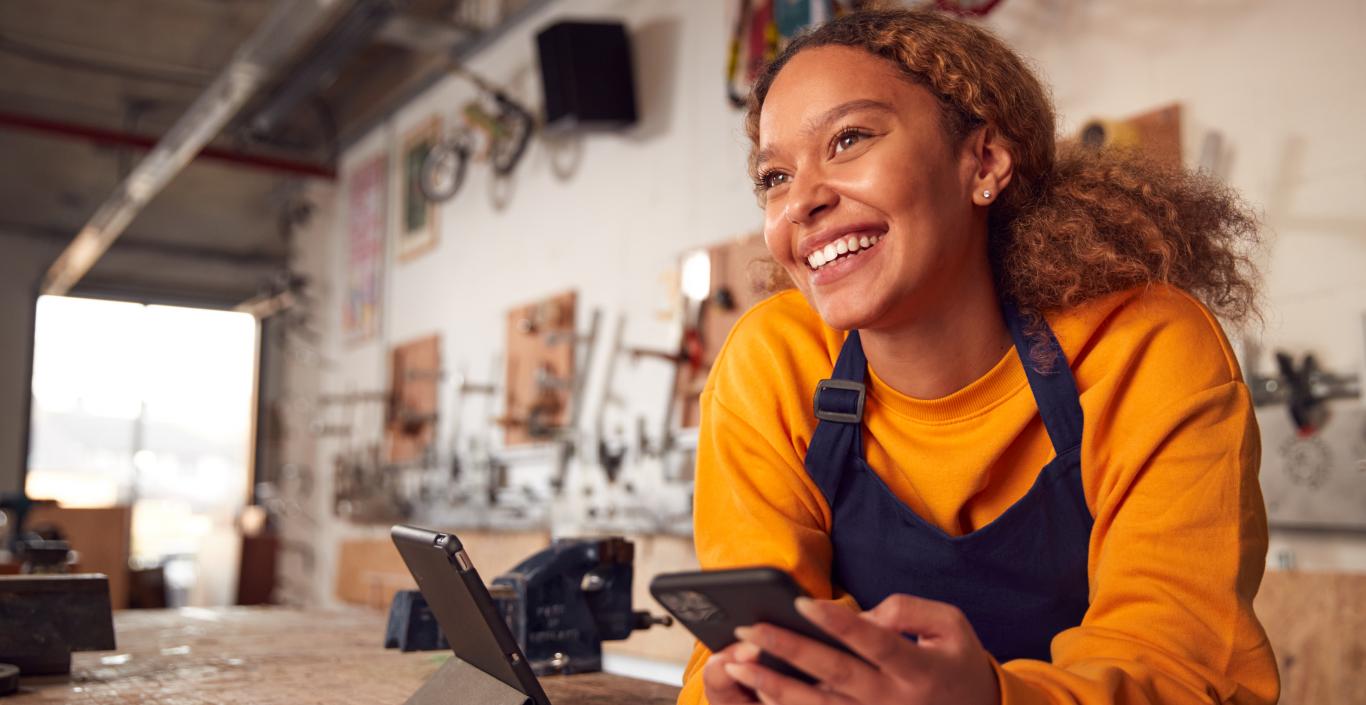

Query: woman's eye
[
  {"left": 757, "top": 171, "right": 790, "bottom": 191},
  {"left": 835, "top": 130, "right": 867, "bottom": 153}
]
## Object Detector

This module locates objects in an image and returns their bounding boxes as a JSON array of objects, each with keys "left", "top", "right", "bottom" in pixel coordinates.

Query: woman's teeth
[{"left": 807, "top": 233, "right": 881, "bottom": 270}]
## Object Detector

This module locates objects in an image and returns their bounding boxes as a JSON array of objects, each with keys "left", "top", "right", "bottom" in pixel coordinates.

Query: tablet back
[{"left": 391, "top": 524, "right": 550, "bottom": 705}]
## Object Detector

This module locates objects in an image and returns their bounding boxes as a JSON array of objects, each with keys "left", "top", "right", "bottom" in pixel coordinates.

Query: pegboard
[
  {"left": 676, "top": 232, "right": 774, "bottom": 428},
  {"left": 1078, "top": 103, "right": 1183, "bottom": 167},
  {"left": 387, "top": 334, "right": 441, "bottom": 463},
  {"left": 504, "top": 291, "right": 577, "bottom": 445}
]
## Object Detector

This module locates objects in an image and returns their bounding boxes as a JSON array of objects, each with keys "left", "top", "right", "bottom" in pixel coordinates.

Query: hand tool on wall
[{"left": 1243, "top": 339, "right": 1361, "bottom": 435}]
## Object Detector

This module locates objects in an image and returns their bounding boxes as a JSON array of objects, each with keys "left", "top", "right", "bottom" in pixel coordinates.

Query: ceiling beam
[
  {"left": 0, "top": 110, "right": 335, "bottom": 180},
  {"left": 41, "top": 0, "right": 345, "bottom": 297},
  {"left": 2, "top": 219, "right": 285, "bottom": 269}
]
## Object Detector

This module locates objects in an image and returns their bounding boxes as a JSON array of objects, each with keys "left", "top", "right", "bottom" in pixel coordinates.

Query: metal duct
[
  {"left": 249, "top": 0, "right": 406, "bottom": 137},
  {"left": 41, "top": 0, "right": 344, "bottom": 297}
]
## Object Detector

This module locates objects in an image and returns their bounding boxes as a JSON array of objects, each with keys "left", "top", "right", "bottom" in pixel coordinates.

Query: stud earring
[{"left": 982, "top": 189, "right": 992, "bottom": 200}]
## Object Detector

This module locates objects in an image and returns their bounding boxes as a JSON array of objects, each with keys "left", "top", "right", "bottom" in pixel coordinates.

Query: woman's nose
[{"left": 784, "top": 177, "right": 838, "bottom": 225}]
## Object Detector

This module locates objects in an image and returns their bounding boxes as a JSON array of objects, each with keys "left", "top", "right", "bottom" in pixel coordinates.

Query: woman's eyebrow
[
  {"left": 804, "top": 98, "right": 895, "bottom": 136},
  {"left": 755, "top": 99, "right": 895, "bottom": 170}
]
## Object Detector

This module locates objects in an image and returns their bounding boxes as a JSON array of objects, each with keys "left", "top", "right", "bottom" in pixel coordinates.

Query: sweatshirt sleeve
[
  {"left": 996, "top": 379, "right": 1279, "bottom": 705},
  {"left": 677, "top": 387, "right": 846, "bottom": 704}
]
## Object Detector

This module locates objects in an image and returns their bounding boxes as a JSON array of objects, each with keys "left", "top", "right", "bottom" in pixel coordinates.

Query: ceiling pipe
[
  {"left": 41, "top": 0, "right": 345, "bottom": 297},
  {"left": 339, "top": 0, "right": 558, "bottom": 148},
  {"left": 0, "top": 110, "right": 335, "bottom": 179},
  {"left": 249, "top": 0, "right": 408, "bottom": 137}
]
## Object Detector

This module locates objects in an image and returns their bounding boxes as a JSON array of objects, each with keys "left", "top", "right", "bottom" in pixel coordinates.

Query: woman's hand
[
  {"left": 703, "top": 643, "right": 762, "bottom": 704},
  {"left": 723, "top": 594, "right": 1001, "bottom": 705}
]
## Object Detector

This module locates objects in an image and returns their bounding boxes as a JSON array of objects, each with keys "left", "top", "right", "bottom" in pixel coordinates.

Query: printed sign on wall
[{"left": 344, "top": 152, "right": 387, "bottom": 344}]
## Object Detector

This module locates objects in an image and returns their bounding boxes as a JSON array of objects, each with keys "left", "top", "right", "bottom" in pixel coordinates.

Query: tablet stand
[{"left": 402, "top": 657, "right": 531, "bottom": 705}]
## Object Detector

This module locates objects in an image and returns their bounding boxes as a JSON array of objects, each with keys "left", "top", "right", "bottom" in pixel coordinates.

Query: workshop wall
[
  {"left": 0, "top": 232, "right": 58, "bottom": 494},
  {"left": 279, "top": 0, "right": 754, "bottom": 615},
  {"left": 981, "top": 0, "right": 1366, "bottom": 573},
  {"left": 283, "top": 0, "right": 1366, "bottom": 633}
]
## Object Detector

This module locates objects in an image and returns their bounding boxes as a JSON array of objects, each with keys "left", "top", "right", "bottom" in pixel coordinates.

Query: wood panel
[
  {"left": 1077, "top": 103, "right": 1183, "bottom": 167},
  {"left": 1254, "top": 569, "right": 1366, "bottom": 704},
  {"left": 336, "top": 530, "right": 552, "bottom": 610},
  {"left": 677, "top": 232, "right": 773, "bottom": 428},
  {"left": 504, "top": 291, "right": 577, "bottom": 445},
  {"left": 25, "top": 505, "right": 132, "bottom": 609},
  {"left": 386, "top": 334, "right": 441, "bottom": 463},
  {"left": 11, "top": 607, "right": 680, "bottom": 704}
]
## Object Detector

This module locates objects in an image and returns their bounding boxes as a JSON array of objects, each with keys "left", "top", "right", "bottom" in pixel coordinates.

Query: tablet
[{"left": 391, "top": 524, "right": 551, "bottom": 705}]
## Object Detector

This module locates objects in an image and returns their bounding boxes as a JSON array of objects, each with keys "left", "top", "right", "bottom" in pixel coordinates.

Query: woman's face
[{"left": 757, "top": 45, "right": 989, "bottom": 332}]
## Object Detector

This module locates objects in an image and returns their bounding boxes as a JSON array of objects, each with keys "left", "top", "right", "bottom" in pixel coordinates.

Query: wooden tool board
[
  {"left": 676, "top": 232, "right": 774, "bottom": 428},
  {"left": 504, "top": 291, "right": 577, "bottom": 445},
  {"left": 386, "top": 334, "right": 441, "bottom": 463},
  {"left": 1078, "top": 103, "right": 1183, "bottom": 167}
]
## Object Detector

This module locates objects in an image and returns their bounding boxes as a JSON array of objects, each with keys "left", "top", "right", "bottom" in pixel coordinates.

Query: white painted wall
[
  {"left": 981, "top": 0, "right": 1366, "bottom": 572},
  {"left": 280, "top": 0, "right": 759, "bottom": 608},
  {"left": 286, "top": 0, "right": 1366, "bottom": 609}
]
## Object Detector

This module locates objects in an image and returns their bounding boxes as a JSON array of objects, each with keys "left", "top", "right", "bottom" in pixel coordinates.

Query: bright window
[{"left": 26, "top": 295, "right": 258, "bottom": 606}]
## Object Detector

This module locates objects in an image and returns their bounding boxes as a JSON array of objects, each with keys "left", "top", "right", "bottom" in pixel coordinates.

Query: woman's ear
[{"left": 969, "top": 125, "right": 1014, "bottom": 206}]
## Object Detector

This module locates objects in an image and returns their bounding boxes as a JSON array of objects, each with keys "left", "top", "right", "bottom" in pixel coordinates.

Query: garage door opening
[{"left": 25, "top": 295, "right": 257, "bottom": 607}]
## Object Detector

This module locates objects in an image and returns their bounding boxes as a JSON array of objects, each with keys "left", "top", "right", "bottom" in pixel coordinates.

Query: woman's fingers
[
  {"left": 860, "top": 593, "right": 971, "bottom": 645},
  {"left": 793, "top": 597, "right": 933, "bottom": 678},
  {"left": 733, "top": 620, "right": 889, "bottom": 703},
  {"left": 703, "top": 647, "right": 761, "bottom": 704},
  {"left": 723, "top": 660, "right": 858, "bottom": 705}
]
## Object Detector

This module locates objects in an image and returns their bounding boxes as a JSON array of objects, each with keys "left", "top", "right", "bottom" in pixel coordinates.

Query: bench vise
[
  {"left": 0, "top": 574, "right": 116, "bottom": 675},
  {"left": 385, "top": 537, "right": 671, "bottom": 675}
]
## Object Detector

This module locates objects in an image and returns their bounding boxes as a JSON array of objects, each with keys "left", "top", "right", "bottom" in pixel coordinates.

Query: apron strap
[
  {"left": 1001, "top": 301, "right": 1084, "bottom": 454},
  {"left": 807, "top": 331, "right": 867, "bottom": 501},
  {"left": 805, "top": 306, "right": 1084, "bottom": 502},
  {"left": 813, "top": 330, "right": 868, "bottom": 423}
]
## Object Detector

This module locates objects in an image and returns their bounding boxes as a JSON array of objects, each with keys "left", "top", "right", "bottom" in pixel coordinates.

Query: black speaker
[{"left": 536, "top": 20, "right": 638, "bottom": 132}]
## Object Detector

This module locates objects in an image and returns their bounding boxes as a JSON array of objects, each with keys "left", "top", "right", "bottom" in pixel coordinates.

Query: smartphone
[
  {"left": 649, "top": 567, "right": 863, "bottom": 685},
  {"left": 390, "top": 524, "right": 551, "bottom": 705}
]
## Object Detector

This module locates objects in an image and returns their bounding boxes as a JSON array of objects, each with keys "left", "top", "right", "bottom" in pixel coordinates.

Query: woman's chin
[{"left": 812, "top": 297, "right": 883, "bottom": 332}]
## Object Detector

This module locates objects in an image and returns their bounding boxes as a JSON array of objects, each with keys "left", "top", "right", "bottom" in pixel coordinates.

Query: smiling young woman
[{"left": 680, "top": 8, "right": 1276, "bottom": 705}]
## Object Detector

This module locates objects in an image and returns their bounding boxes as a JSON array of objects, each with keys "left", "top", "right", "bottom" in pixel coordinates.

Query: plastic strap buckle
[{"left": 813, "top": 379, "right": 866, "bottom": 424}]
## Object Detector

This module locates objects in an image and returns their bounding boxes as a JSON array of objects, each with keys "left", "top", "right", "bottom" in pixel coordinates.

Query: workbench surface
[{"left": 9, "top": 607, "right": 682, "bottom": 704}]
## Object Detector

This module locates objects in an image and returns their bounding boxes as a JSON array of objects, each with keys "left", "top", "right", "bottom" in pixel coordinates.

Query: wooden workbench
[{"left": 9, "top": 607, "right": 681, "bottom": 704}]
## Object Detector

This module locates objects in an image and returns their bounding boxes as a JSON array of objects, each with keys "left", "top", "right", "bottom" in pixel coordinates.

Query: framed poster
[
  {"left": 343, "top": 152, "right": 387, "bottom": 343},
  {"left": 398, "top": 117, "right": 441, "bottom": 262}
]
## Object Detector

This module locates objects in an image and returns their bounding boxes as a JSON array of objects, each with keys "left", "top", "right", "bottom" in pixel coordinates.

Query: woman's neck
[{"left": 858, "top": 273, "right": 1012, "bottom": 401}]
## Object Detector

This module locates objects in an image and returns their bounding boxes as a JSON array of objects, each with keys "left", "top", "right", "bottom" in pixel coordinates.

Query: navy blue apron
[{"left": 804, "top": 302, "right": 1092, "bottom": 663}]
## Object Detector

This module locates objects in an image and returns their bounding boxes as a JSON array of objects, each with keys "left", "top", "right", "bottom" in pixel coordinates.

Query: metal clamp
[{"left": 813, "top": 379, "right": 866, "bottom": 424}]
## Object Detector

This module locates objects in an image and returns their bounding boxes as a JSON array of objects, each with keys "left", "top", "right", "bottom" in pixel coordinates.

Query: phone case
[{"left": 650, "top": 567, "right": 860, "bottom": 685}]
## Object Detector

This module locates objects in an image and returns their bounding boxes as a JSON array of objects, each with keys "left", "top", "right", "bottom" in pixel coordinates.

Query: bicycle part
[
  {"left": 420, "top": 135, "right": 471, "bottom": 203},
  {"left": 490, "top": 92, "right": 534, "bottom": 177}
]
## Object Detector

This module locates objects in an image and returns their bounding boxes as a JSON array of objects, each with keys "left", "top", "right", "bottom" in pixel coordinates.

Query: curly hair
[{"left": 746, "top": 8, "right": 1262, "bottom": 327}]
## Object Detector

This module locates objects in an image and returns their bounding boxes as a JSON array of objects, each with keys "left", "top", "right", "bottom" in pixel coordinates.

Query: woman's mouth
[
  {"left": 802, "top": 231, "right": 885, "bottom": 287},
  {"left": 805, "top": 232, "right": 883, "bottom": 271}
]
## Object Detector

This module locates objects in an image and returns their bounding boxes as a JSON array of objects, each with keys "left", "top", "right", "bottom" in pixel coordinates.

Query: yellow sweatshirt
[{"left": 678, "top": 285, "right": 1278, "bottom": 705}]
